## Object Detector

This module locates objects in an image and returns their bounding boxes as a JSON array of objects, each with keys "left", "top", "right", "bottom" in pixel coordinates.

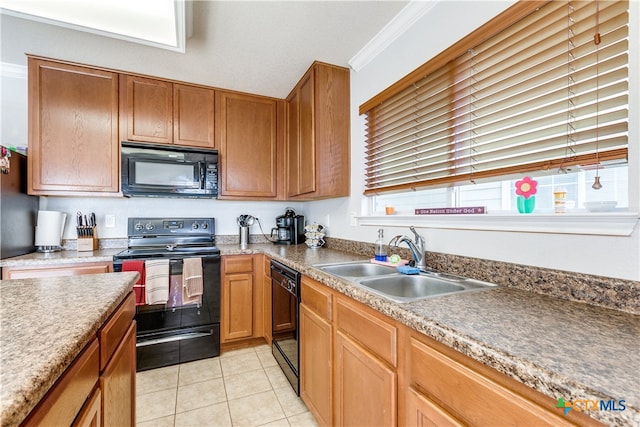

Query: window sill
[{"left": 357, "top": 212, "right": 639, "bottom": 236}]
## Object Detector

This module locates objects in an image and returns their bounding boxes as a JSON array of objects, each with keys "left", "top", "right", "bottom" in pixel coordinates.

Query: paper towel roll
[{"left": 35, "top": 210, "right": 67, "bottom": 247}]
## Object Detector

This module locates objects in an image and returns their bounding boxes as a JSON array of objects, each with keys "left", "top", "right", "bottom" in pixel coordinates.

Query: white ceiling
[{"left": 0, "top": 1, "right": 410, "bottom": 98}]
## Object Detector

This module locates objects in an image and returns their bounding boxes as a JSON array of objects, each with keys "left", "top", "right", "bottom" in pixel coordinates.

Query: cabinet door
[
  {"left": 405, "top": 387, "right": 462, "bottom": 427},
  {"left": 216, "top": 91, "right": 279, "bottom": 198},
  {"left": 298, "top": 71, "right": 316, "bottom": 195},
  {"left": 123, "top": 75, "right": 173, "bottom": 144},
  {"left": 287, "top": 71, "right": 315, "bottom": 197},
  {"left": 286, "top": 89, "right": 300, "bottom": 197},
  {"left": 335, "top": 331, "right": 397, "bottom": 427},
  {"left": 100, "top": 322, "right": 136, "bottom": 427},
  {"left": 222, "top": 272, "right": 254, "bottom": 341},
  {"left": 174, "top": 84, "right": 215, "bottom": 148},
  {"left": 72, "top": 387, "right": 101, "bottom": 427},
  {"left": 300, "top": 303, "right": 332, "bottom": 426},
  {"left": 28, "top": 58, "right": 119, "bottom": 195}
]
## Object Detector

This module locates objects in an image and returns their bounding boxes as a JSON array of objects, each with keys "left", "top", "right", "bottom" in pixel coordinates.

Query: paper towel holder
[{"left": 35, "top": 210, "right": 67, "bottom": 252}]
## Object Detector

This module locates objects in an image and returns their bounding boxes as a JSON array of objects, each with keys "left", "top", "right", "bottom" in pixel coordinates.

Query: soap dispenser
[{"left": 374, "top": 228, "right": 387, "bottom": 262}]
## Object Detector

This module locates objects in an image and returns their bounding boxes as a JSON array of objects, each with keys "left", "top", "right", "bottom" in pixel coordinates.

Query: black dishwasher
[{"left": 270, "top": 260, "right": 300, "bottom": 395}]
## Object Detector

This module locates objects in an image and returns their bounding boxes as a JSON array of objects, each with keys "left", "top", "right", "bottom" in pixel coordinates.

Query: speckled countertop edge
[
  {"left": 0, "top": 272, "right": 138, "bottom": 427},
  {"left": 0, "top": 249, "right": 122, "bottom": 267},
  {"left": 2, "top": 245, "right": 638, "bottom": 425}
]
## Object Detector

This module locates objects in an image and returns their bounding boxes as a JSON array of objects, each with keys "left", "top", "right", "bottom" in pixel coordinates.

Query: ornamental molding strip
[
  {"left": 348, "top": 0, "right": 439, "bottom": 72},
  {"left": 1, "top": 62, "right": 27, "bottom": 79}
]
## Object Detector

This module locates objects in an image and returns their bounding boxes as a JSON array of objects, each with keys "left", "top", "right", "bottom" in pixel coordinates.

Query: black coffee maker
[{"left": 271, "top": 208, "right": 305, "bottom": 245}]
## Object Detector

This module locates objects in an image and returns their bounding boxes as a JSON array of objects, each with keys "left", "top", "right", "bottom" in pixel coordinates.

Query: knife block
[{"left": 77, "top": 227, "right": 97, "bottom": 252}]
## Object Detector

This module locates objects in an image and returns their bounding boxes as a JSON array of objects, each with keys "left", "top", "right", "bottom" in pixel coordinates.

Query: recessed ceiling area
[
  {"left": 0, "top": 1, "right": 410, "bottom": 98},
  {"left": 0, "top": 0, "right": 187, "bottom": 51}
]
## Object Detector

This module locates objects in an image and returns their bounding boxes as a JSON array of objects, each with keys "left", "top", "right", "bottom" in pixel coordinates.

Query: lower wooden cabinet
[
  {"left": 23, "top": 292, "right": 135, "bottom": 427},
  {"left": 221, "top": 255, "right": 265, "bottom": 345},
  {"left": 2, "top": 261, "right": 112, "bottom": 279},
  {"left": 300, "top": 276, "right": 397, "bottom": 427},
  {"left": 335, "top": 330, "right": 397, "bottom": 427},
  {"left": 300, "top": 304, "right": 332, "bottom": 425},
  {"left": 101, "top": 322, "right": 136, "bottom": 426},
  {"left": 405, "top": 332, "right": 580, "bottom": 427},
  {"left": 299, "top": 274, "right": 602, "bottom": 427},
  {"left": 300, "top": 276, "right": 333, "bottom": 426}
]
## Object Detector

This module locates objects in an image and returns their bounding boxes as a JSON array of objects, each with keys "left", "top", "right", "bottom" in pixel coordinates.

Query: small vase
[{"left": 517, "top": 196, "right": 536, "bottom": 213}]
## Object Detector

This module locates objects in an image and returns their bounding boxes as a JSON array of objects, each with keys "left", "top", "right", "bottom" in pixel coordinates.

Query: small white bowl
[{"left": 584, "top": 201, "right": 617, "bottom": 212}]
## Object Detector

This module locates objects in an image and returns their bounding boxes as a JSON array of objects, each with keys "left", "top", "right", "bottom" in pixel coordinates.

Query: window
[
  {"left": 371, "top": 164, "right": 628, "bottom": 214},
  {"left": 361, "top": 0, "right": 629, "bottom": 211}
]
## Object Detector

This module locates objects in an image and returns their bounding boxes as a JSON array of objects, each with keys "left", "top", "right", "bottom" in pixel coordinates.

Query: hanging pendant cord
[{"left": 593, "top": 0, "right": 602, "bottom": 189}]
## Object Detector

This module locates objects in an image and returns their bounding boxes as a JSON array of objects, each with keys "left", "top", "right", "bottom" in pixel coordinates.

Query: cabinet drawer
[
  {"left": 409, "top": 337, "right": 574, "bottom": 426},
  {"left": 301, "top": 276, "right": 332, "bottom": 321},
  {"left": 223, "top": 255, "right": 254, "bottom": 274},
  {"left": 23, "top": 339, "right": 99, "bottom": 427},
  {"left": 335, "top": 298, "right": 396, "bottom": 367},
  {"left": 99, "top": 292, "right": 135, "bottom": 370}
]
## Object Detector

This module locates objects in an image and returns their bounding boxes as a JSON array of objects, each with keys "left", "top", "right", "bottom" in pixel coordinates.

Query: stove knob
[
  {"left": 145, "top": 223, "right": 155, "bottom": 231},
  {"left": 201, "top": 222, "right": 208, "bottom": 229},
  {"left": 134, "top": 222, "right": 144, "bottom": 231},
  {"left": 192, "top": 223, "right": 199, "bottom": 230}
]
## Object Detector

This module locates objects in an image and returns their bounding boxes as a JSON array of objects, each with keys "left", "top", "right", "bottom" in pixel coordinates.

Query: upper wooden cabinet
[
  {"left": 28, "top": 57, "right": 120, "bottom": 195},
  {"left": 121, "top": 75, "right": 215, "bottom": 149},
  {"left": 216, "top": 91, "right": 284, "bottom": 199},
  {"left": 174, "top": 83, "right": 215, "bottom": 148},
  {"left": 122, "top": 75, "right": 173, "bottom": 144},
  {"left": 286, "top": 62, "right": 350, "bottom": 200}
]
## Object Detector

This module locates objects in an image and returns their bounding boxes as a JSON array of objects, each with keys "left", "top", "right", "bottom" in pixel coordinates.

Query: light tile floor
[{"left": 136, "top": 345, "right": 319, "bottom": 427}]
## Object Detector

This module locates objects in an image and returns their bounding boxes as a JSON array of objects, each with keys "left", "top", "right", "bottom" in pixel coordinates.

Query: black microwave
[{"left": 121, "top": 142, "right": 218, "bottom": 198}]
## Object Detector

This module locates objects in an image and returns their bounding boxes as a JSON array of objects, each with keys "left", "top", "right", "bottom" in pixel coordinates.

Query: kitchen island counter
[{"left": 0, "top": 272, "right": 138, "bottom": 426}]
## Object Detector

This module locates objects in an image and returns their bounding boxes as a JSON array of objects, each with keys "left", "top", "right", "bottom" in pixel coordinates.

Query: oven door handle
[{"left": 136, "top": 330, "right": 214, "bottom": 347}]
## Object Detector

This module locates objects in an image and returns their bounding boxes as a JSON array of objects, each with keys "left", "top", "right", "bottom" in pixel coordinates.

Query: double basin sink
[{"left": 315, "top": 261, "right": 497, "bottom": 303}]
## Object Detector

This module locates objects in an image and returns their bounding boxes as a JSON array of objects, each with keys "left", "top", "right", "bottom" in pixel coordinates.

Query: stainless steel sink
[
  {"left": 317, "top": 262, "right": 396, "bottom": 277},
  {"left": 358, "top": 275, "right": 465, "bottom": 301},
  {"left": 314, "top": 261, "right": 497, "bottom": 303}
]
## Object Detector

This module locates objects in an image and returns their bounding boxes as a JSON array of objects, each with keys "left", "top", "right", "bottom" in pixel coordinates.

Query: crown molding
[
  {"left": 1, "top": 62, "right": 27, "bottom": 79},
  {"left": 348, "top": 0, "right": 439, "bottom": 72}
]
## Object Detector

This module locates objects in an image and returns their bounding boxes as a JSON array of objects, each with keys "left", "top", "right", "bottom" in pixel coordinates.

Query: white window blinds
[{"left": 361, "top": 0, "right": 629, "bottom": 195}]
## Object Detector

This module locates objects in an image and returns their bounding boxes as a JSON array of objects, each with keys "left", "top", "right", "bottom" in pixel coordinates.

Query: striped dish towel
[
  {"left": 182, "top": 257, "right": 203, "bottom": 306},
  {"left": 144, "top": 259, "right": 170, "bottom": 305}
]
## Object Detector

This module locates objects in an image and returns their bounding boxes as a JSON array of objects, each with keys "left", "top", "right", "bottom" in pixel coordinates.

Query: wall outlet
[
  {"left": 324, "top": 214, "right": 330, "bottom": 228},
  {"left": 105, "top": 214, "right": 116, "bottom": 228},
  {"left": 350, "top": 212, "right": 357, "bottom": 226}
]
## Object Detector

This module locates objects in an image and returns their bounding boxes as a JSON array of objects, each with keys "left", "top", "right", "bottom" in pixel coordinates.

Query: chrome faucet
[{"left": 388, "top": 226, "right": 426, "bottom": 270}]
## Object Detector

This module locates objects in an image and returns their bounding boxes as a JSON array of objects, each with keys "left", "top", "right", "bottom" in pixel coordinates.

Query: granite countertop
[
  {"left": 0, "top": 272, "right": 138, "bottom": 427},
  {"left": 219, "top": 244, "right": 640, "bottom": 426},
  {"left": 2, "top": 244, "right": 638, "bottom": 425}
]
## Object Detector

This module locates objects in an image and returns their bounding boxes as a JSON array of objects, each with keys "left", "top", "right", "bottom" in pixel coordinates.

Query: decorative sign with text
[{"left": 415, "top": 206, "right": 487, "bottom": 215}]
